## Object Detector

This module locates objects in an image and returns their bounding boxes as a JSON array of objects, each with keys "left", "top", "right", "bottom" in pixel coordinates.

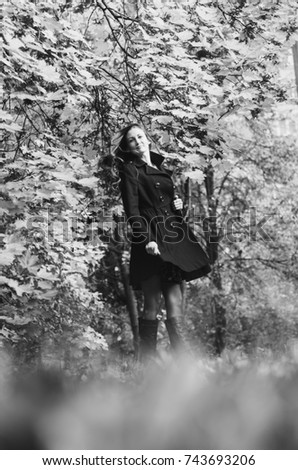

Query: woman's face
[{"left": 125, "top": 127, "right": 150, "bottom": 158}]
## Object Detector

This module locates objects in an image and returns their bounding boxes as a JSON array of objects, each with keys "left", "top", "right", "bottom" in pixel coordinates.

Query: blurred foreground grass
[{"left": 1, "top": 345, "right": 298, "bottom": 450}]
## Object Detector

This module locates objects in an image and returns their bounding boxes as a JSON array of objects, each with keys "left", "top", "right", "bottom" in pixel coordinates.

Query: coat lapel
[
  {"left": 133, "top": 151, "right": 173, "bottom": 177},
  {"left": 145, "top": 165, "right": 164, "bottom": 175},
  {"left": 148, "top": 151, "right": 173, "bottom": 176}
]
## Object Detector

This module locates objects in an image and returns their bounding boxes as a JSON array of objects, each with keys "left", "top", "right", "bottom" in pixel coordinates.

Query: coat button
[
  {"left": 155, "top": 182, "right": 160, "bottom": 188},
  {"left": 159, "top": 195, "right": 164, "bottom": 201},
  {"left": 164, "top": 210, "right": 169, "bottom": 215},
  {"left": 173, "top": 184, "right": 176, "bottom": 189}
]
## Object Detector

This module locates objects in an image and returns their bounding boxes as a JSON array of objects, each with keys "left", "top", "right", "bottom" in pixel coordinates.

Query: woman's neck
[{"left": 138, "top": 149, "right": 153, "bottom": 166}]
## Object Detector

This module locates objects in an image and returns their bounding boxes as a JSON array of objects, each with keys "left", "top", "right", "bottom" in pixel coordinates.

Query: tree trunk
[
  {"left": 114, "top": 214, "right": 139, "bottom": 357},
  {"left": 119, "top": 260, "right": 139, "bottom": 356},
  {"left": 211, "top": 266, "right": 226, "bottom": 355},
  {"left": 293, "top": 42, "right": 298, "bottom": 96},
  {"left": 181, "top": 177, "right": 192, "bottom": 314},
  {"left": 205, "top": 165, "right": 226, "bottom": 355}
]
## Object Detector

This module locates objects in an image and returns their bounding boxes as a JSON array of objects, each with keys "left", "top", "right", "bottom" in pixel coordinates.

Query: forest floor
[{"left": 1, "top": 345, "right": 298, "bottom": 450}]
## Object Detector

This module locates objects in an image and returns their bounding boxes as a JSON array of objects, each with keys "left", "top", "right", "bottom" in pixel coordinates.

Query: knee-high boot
[
  {"left": 138, "top": 318, "right": 158, "bottom": 361},
  {"left": 165, "top": 317, "right": 190, "bottom": 353}
]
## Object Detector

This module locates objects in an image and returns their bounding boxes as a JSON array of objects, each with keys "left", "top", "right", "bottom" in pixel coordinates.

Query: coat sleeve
[{"left": 119, "top": 163, "right": 150, "bottom": 246}]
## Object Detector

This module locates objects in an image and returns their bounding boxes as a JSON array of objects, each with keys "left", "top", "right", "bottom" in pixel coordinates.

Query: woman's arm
[{"left": 119, "top": 163, "right": 150, "bottom": 246}]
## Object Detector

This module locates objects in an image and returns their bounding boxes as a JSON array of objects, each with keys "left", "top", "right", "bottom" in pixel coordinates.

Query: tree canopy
[{"left": 1, "top": 0, "right": 298, "bottom": 366}]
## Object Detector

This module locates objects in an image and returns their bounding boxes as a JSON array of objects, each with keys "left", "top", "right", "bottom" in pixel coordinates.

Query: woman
[{"left": 114, "top": 123, "right": 211, "bottom": 359}]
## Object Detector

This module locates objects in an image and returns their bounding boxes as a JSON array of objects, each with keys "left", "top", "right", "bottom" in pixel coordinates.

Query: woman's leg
[
  {"left": 141, "top": 274, "right": 162, "bottom": 321},
  {"left": 161, "top": 282, "right": 183, "bottom": 320},
  {"left": 138, "top": 275, "right": 162, "bottom": 360},
  {"left": 162, "top": 282, "right": 189, "bottom": 352}
]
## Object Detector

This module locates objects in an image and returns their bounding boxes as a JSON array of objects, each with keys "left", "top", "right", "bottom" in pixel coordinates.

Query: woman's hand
[
  {"left": 145, "top": 241, "right": 161, "bottom": 256},
  {"left": 173, "top": 197, "right": 183, "bottom": 211}
]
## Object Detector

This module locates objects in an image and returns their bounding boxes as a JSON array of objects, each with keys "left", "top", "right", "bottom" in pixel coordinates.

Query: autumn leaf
[{"left": 184, "top": 169, "right": 205, "bottom": 183}]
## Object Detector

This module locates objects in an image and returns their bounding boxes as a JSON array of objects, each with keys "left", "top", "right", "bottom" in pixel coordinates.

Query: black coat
[{"left": 119, "top": 151, "right": 211, "bottom": 289}]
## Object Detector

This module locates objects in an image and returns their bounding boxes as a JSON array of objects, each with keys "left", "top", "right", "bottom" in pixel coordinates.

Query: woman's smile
[{"left": 126, "top": 127, "right": 150, "bottom": 157}]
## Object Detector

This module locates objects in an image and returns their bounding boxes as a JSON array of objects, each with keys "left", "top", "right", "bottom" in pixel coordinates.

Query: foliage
[
  {"left": 1, "top": 0, "right": 111, "bottom": 362},
  {"left": 1, "top": 0, "right": 298, "bottom": 362}
]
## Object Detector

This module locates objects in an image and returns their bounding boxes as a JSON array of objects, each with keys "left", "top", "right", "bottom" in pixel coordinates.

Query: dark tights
[{"left": 140, "top": 274, "right": 183, "bottom": 321}]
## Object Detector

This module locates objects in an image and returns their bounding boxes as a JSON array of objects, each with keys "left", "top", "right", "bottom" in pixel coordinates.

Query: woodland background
[{"left": 1, "top": 0, "right": 298, "bottom": 450}]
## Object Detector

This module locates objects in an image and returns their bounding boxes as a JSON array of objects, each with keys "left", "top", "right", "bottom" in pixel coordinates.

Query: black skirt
[{"left": 129, "top": 244, "right": 211, "bottom": 290}]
